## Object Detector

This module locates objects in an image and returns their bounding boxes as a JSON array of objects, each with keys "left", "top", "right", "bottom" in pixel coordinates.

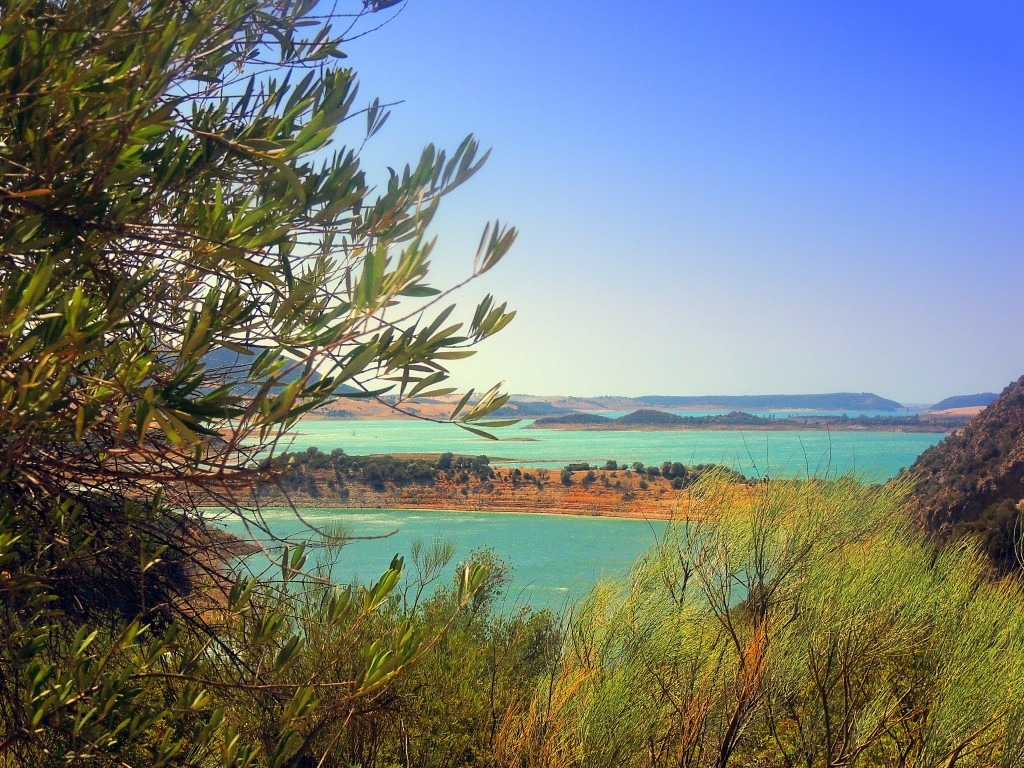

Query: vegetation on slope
[
  {"left": 220, "top": 475, "right": 1024, "bottom": 768},
  {"left": 491, "top": 475, "right": 1024, "bottom": 768},
  {"left": 906, "top": 375, "right": 1024, "bottom": 566}
]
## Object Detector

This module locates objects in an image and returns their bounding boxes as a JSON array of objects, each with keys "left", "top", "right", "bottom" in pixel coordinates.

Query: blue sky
[{"left": 340, "top": 1, "right": 1024, "bottom": 404}]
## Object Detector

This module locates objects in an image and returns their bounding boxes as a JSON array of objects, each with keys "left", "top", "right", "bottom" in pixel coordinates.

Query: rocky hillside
[{"left": 905, "top": 375, "right": 1024, "bottom": 564}]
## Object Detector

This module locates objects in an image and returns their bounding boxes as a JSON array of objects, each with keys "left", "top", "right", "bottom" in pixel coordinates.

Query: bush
[{"left": 498, "top": 475, "right": 1024, "bottom": 767}]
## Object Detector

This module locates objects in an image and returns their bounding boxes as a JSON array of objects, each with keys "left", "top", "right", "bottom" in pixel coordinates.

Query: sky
[{"left": 337, "top": 1, "right": 1024, "bottom": 405}]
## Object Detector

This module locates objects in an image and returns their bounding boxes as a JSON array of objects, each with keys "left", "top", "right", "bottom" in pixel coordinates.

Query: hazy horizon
[
  {"left": 506, "top": 390, "right": 991, "bottom": 409},
  {"left": 506, "top": 391, "right": 973, "bottom": 405},
  {"left": 342, "top": 1, "right": 1024, "bottom": 404}
]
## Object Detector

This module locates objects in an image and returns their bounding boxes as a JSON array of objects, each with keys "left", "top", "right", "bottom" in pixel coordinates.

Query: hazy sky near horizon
[{"left": 340, "top": 1, "right": 1024, "bottom": 405}]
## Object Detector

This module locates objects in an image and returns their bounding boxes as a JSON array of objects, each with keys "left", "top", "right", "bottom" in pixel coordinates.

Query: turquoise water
[
  {"left": 218, "top": 507, "right": 662, "bottom": 611},
  {"left": 280, "top": 419, "right": 943, "bottom": 481},
  {"left": 226, "top": 417, "right": 946, "bottom": 606}
]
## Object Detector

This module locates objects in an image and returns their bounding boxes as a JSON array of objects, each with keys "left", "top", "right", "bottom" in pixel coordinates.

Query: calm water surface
[
  {"left": 219, "top": 507, "right": 662, "bottom": 611},
  {"left": 220, "top": 417, "right": 946, "bottom": 606},
  {"left": 280, "top": 418, "right": 943, "bottom": 481}
]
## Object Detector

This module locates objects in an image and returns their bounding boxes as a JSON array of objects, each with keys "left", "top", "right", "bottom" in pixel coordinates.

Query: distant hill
[
  {"left": 311, "top": 390, "right": 910, "bottom": 421},
  {"left": 616, "top": 409, "right": 774, "bottom": 427},
  {"left": 529, "top": 412, "right": 613, "bottom": 426},
  {"left": 530, "top": 409, "right": 964, "bottom": 432},
  {"left": 635, "top": 392, "right": 904, "bottom": 411},
  {"left": 531, "top": 410, "right": 774, "bottom": 428},
  {"left": 617, "top": 409, "right": 687, "bottom": 426},
  {"left": 491, "top": 400, "right": 577, "bottom": 418},
  {"left": 928, "top": 393, "right": 998, "bottom": 411},
  {"left": 905, "top": 376, "right": 1024, "bottom": 566}
]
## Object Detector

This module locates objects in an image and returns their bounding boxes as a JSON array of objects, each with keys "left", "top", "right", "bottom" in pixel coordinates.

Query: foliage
[
  {"left": 955, "top": 499, "right": 1022, "bottom": 566},
  {"left": 0, "top": 0, "right": 517, "bottom": 763},
  {"left": 137, "top": 474, "right": 1024, "bottom": 768},
  {"left": 214, "top": 538, "right": 558, "bottom": 768},
  {"left": 563, "top": 463, "right": 591, "bottom": 472},
  {"left": 262, "top": 448, "right": 495, "bottom": 496},
  {"left": 906, "top": 374, "right": 1024, "bottom": 567},
  {"left": 494, "top": 473, "right": 1024, "bottom": 768}
]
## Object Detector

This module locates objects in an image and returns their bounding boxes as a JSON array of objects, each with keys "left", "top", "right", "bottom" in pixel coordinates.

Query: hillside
[
  {"left": 905, "top": 375, "right": 1024, "bottom": 564},
  {"left": 635, "top": 392, "right": 904, "bottom": 411},
  {"left": 311, "top": 391, "right": 908, "bottom": 419},
  {"left": 929, "top": 393, "right": 998, "bottom": 411},
  {"left": 527, "top": 412, "right": 613, "bottom": 426},
  {"left": 530, "top": 409, "right": 968, "bottom": 432},
  {"left": 616, "top": 410, "right": 774, "bottom": 427}
]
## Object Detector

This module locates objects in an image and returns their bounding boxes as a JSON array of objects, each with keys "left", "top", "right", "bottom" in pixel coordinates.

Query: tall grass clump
[{"left": 499, "top": 471, "right": 1024, "bottom": 768}]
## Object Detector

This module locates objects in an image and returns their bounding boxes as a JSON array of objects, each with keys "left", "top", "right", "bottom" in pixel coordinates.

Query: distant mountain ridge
[
  {"left": 530, "top": 409, "right": 967, "bottom": 433},
  {"left": 928, "top": 393, "right": 998, "bottom": 411},
  {"left": 634, "top": 392, "right": 904, "bottom": 411},
  {"left": 313, "top": 390, "right": 910, "bottom": 420}
]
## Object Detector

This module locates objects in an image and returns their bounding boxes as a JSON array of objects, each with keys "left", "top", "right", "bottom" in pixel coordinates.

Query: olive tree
[{"left": 0, "top": 0, "right": 514, "bottom": 763}]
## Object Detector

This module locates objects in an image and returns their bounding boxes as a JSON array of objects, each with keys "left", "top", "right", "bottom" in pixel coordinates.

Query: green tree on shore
[{"left": 0, "top": 0, "right": 514, "bottom": 763}]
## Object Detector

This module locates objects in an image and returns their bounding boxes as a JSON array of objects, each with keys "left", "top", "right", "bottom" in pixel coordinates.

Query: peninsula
[{"left": 233, "top": 451, "right": 753, "bottom": 520}]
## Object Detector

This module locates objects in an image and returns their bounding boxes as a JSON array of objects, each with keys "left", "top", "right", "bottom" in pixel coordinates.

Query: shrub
[{"left": 496, "top": 475, "right": 1024, "bottom": 768}]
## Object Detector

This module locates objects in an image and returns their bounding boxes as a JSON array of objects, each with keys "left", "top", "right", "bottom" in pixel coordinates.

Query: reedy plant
[{"left": 498, "top": 473, "right": 1024, "bottom": 768}]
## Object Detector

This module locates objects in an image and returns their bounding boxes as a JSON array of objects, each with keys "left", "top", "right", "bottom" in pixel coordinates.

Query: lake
[
  {"left": 219, "top": 506, "right": 661, "bottom": 611},
  {"left": 219, "top": 417, "right": 946, "bottom": 608},
  {"left": 281, "top": 418, "right": 943, "bottom": 481}
]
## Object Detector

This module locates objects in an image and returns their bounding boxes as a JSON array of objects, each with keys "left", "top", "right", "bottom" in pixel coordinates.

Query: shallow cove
[{"left": 217, "top": 506, "right": 664, "bottom": 610}]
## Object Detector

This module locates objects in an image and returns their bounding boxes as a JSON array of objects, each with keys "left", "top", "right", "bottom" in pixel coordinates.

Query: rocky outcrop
[{"left": 905, "top": 376, "right": 1024, "bottom": 540}]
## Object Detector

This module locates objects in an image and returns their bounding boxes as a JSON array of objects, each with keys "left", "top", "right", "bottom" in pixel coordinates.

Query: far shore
[
  {"left": 526, "top": 412, "right": 971, "bottom": 433},
  {"left": 927, "top": 406, "right": 985, "bottom": 417}
]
